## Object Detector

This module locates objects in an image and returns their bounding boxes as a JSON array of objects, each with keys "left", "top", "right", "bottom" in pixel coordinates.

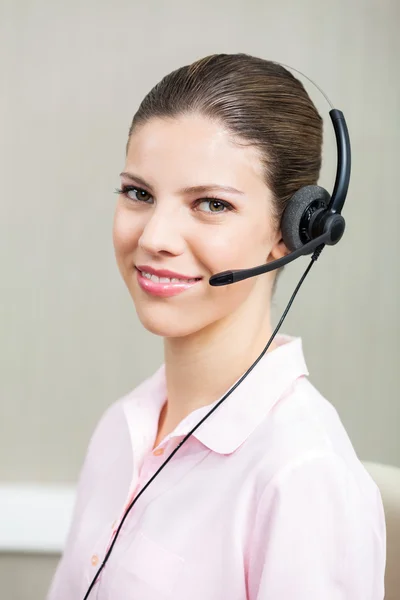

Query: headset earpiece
[{"left": 280, "top": 185, "right": 331, "bottom": 253}]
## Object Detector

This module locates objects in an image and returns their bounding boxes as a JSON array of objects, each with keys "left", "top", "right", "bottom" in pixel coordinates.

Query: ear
[{"left": 268, "top": 234, "right": 289, "bottom": 262}]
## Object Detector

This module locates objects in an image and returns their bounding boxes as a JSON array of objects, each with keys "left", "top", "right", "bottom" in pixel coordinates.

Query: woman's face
[{"left": 113, "top": 113, "right": 286, "bottom": 338}]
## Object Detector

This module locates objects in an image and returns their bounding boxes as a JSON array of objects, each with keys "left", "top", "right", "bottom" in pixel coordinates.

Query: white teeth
[{"left": 140, "top": 271, "right": 198, "bottom": 284}]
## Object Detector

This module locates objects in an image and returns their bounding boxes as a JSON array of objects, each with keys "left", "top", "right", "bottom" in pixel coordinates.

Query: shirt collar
[{"left": 123, "top": 334, "right": 308, "bottom": 456}]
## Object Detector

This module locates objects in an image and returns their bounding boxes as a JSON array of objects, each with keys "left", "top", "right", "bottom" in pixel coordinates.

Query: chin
[
  {"left": 129, "top": 278, "right": 258, "bottom": 339},
  {"left": 135, "top": 304, "right": 206, "bottom": 338}
]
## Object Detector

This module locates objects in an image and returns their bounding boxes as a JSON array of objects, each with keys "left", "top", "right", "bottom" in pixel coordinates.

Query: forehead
[{"left": 125, "top": 114, "right": 266, "bottom": 192}]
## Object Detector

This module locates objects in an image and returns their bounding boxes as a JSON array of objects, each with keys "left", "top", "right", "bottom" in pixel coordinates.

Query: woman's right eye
[{"left": 117, "top": 186, "right": 153, "bottom": 203}]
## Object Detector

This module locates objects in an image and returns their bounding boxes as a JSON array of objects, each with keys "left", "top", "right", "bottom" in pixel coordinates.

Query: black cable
[{"left": 82, "top": 247, "right": 322, "bottom": 599}]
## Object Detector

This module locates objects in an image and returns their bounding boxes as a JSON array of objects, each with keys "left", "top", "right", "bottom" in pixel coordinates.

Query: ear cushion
[{"left": 281, "top": 185, "right": 330, "bottom": 251}]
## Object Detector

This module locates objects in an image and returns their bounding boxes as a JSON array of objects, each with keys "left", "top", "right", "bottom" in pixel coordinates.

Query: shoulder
[
  {"left": 250, "top": 376, "right": 382, "bottom": 511},
  {"left": 245, "top": 379, "right": 386, "bottom": 598},
  {"left": 254, "top": 376, "right": 385, "bottom": 531}
]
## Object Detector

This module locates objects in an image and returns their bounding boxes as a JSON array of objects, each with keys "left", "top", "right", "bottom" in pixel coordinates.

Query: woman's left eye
[
  {"left": 196, "top": 199, "right": 233, "bottom": 214},
  {"left": 115, "top": 185, "right": 153, "bottom": 203}
]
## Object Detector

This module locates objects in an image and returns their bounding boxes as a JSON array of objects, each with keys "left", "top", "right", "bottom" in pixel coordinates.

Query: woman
[{"left": 48, "top": 54, "right": 386, "bottom": 599}]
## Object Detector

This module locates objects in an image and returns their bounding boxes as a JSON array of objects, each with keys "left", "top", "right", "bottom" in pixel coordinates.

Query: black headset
[
  {"left": 209, "top": 108, "right": 350, "bottom": 286},
  {"left": 82, "top": 75, "right": 351, "bottom": 600}
]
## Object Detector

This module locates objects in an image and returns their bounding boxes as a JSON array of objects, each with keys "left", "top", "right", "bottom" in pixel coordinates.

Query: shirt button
[
  {"left": 153, "top": 447, "right": 165, "bottom": 456},
  {"left": 91, "top": 554, "right": 99, "bottom": 566}
]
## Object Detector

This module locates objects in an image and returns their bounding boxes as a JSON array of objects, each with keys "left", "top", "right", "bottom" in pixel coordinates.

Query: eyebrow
[{"left": 119, "top": 171, "right": 245, "bottom": 196}]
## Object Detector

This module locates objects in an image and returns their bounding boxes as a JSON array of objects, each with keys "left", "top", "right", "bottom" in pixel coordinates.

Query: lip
[
  {"left": 135, "top": 266, "right": 202, "bottom": 298},
  {"left": 136, "top": 265, "right": 202, "bottom": 280}
]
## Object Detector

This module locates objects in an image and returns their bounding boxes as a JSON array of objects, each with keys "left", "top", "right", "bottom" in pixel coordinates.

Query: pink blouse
[{"left": 47, "top": 334, "right": 386, "bottom": 599}]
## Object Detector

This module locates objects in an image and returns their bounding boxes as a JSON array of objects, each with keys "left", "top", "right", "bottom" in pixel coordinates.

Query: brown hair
[{"left": 127, "top": 53, "right": 323, "bottom": 226}]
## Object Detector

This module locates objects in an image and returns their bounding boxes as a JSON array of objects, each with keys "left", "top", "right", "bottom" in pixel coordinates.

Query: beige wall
[{"left": 1, "top": 0, "right": 399, "bottom": 597}]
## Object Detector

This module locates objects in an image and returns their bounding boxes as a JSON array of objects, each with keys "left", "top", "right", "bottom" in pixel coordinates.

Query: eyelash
[{"left": 114, "top": 185, "right": 235, "bottom": 215}]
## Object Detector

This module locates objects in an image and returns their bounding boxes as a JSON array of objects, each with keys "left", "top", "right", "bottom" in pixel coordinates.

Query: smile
[
  {"left": 136, "top": 268, "right": 202, "bottom": 298},
  {"left": 140, "top": 270, "right": 199, "bottom": 284}
]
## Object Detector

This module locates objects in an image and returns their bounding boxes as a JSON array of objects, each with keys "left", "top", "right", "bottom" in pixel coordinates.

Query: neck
[{"left": 161, "top": 301, "right": 276, "bottom": 433}]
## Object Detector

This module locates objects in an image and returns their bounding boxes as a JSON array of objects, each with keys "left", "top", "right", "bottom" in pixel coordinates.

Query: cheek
[
  {"left": 196, "top": 218, "right": 270, "bottom": 274},
  {"left": 112, "top": 206, "right": 139, "bottom": 260},
  {"left": 190, "top": 224, "right": 268, "bottom": 311}
]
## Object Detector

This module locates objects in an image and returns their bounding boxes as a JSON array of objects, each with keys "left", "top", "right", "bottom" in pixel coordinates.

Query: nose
[{"left": 138, "top": 204, "right": 186, "bottom": 257}]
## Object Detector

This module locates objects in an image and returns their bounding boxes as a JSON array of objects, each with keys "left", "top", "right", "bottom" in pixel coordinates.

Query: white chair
[{"left": 363, "top": 461, "right": 400, "bottom": 600}]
